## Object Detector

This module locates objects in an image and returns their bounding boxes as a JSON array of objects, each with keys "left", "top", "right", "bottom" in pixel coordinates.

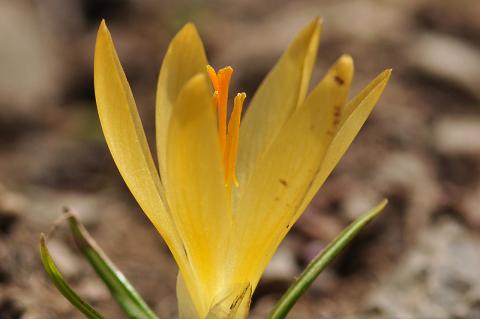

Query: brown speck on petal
[{"left": 334, "top": 75, "right": 345, "bottom": 85}]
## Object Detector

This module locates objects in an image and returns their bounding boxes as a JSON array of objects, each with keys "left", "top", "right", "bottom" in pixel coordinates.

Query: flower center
[{"left": 206, "top": 65, "right": 246, "bottom": 187}]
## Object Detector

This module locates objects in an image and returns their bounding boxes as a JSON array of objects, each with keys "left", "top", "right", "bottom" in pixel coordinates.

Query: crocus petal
[
  {"left": 230, "top": 56, "right": 353, "bottom": 288},
  {"left": 178, "top": 273, "right": 252, "bottom": 319},
  {"left": 301, "top": 69, "right": 392, "bottom": 208},
  {"left": 177, "top": 273, "right": 200, "bottom": 319},
  {"left": 340, "top": 69, "right": 392, "bottom": 127},
  {"left": 166, "top": 73, "right": 230, "bottom": 317},
  {"left": 236, "top": 18, "right": 321, "bottom": 188},
  {"left": 93, "top": 21, "right": 186, "bottom": 269},
  {"left": 156, "top": 23, "right": 208, "bottom": 181},
  {"left": 206, "top": 284, "right": 252, "bottom": 319}
]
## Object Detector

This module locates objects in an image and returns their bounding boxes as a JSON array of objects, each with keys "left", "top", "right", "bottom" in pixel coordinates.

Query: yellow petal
[
  {"left": 206, "top": 284, "right": 252, "bottom": 319},
  {"left": 177, "top": 273, "right": 200, "bottom": 319},
  {"left": 166, "top": 73, "right": 230, "bottom": 317},
  {"left": 302, "top": 69, "right": 392, "bottom": 207},
  {"left": 340, "top": 69, "right": 391, "bottom": 126},
  {"left": 156, "top": 23, "right": 208, "bottom": 182},
  {"left": 93, "top": 21, "right": 185, "bottom": 269},
  {"left": 230, "top": 56, "right": 352, "bottom": 289},
  {"left": 236, "top": 18, "right": 321, "bottom": 188}
]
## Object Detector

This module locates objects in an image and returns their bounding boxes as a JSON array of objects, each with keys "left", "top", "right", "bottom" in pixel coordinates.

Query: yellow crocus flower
[{"left": 94, "top": 18, "right": 390, "bottom": 319}]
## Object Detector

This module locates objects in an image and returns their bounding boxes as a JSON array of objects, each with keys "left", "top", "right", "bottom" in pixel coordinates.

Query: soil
[{"left": 1, "top": 0, "right": 480, "bottom": 318}]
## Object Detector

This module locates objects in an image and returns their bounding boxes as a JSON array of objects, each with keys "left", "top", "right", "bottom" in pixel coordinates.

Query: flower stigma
[{"left": 206, "top": 65, "right": 246, "bottom": 187}]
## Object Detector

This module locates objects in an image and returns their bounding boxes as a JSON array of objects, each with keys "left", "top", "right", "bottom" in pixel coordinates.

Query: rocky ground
[{"left": 1, "top": 0, "right": 480, "bottom": 318}]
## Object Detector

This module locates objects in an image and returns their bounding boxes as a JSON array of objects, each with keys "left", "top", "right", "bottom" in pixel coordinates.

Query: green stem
[
  {"left": 66, "top": 212, "right": 160, "bottom": 319},
  {"left": 267, "top": 199, "right": 388, "bottom": 319},
  {"left": 40, "top": 235, "right": 106, "bottom": 319}
]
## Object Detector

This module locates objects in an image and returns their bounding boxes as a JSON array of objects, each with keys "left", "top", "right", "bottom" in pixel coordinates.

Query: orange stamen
[
  {"left": 217, "top": 67, "right": 232, "bottom": 156},
  {"left": 206, "top": 65, "right": 219, "bottom": 91},
  {"left": 225, "top": 93, "right": 246, "bottom": 187},
  {"left": 206, "top": 65, "right": 245, "bottom": 187}
]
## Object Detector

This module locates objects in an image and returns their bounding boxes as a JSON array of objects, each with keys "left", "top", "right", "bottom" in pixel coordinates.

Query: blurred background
[{"left": 1, "top": 0, "right": 480, "bottom": 318}]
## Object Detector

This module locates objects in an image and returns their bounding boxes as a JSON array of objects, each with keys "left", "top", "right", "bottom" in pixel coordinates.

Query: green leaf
[
  {"left": 39, "top": 234, "right": 106, "bottom": 319},
  {"left": 267, "top": 199, "right": 388, "bottom": 319},
  {"left": 65, "top": 211, "right": 160, "bottom": 319}
]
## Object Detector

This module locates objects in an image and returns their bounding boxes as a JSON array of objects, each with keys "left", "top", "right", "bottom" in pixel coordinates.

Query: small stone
[
  {"left": 45, "top": 239, "right": 83, "bottom": 278},
  {"left": 76, "top": 278, "right": 110, "bottom": 301},
  {"left": 0, "top": 1, "right": 60, "bottom": 113},
  {"left": 434, "top": 116, "right": 480, "bottom": 156},
  {"left": 363, "top": 218, "right": 480, "bottom": 318},
  {"left": 263, "top": 240, "right": 299, "bottom": 282},
  {"left": 407, "top": 33, "right": 480, "bottom": 99}
]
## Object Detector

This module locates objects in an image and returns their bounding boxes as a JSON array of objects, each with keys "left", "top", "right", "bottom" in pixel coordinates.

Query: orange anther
[{"left": 206, "top": 65, "right": 245, "bottom": 187}]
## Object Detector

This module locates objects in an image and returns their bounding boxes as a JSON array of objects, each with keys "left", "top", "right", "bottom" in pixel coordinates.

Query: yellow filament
[{"left": 207, "top": 65, "right": 246, "bottom": 187}]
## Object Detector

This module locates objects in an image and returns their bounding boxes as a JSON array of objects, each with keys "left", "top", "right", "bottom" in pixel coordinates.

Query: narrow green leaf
[
  {"left": 39, "top": 234, "right": 106, "bottom": 319},
  {"left": 66, "top": 211, "right": 160, "bottom": 319},
  {"left": 267, "top": 199, "right": 388, "bottom": 319}
]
